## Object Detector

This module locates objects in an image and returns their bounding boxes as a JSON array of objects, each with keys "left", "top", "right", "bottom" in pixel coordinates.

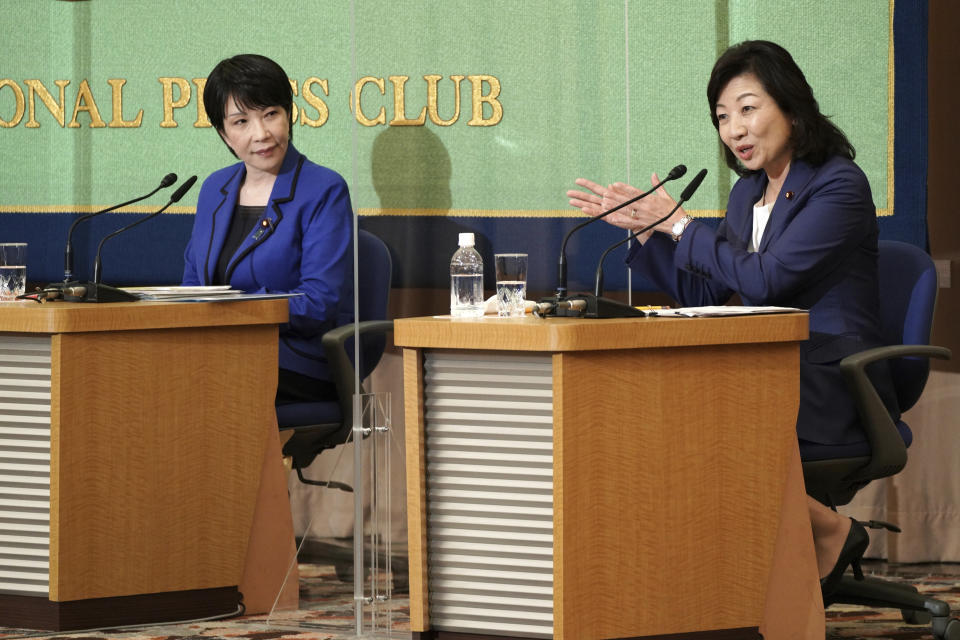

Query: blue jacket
[
  {"left": 626, "top": 156, "right": 897, "bottom": 446},
  {"left": 182, "top": 144, "right": 354, "bottom": 382}
]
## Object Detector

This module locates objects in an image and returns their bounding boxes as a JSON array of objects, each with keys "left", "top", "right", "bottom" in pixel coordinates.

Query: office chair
[
  {"left": 799, "top": 240, "right": 956, "bottom": 639},
  {"left": 277, "top": 228, "right": 394, "bottom": 488}
]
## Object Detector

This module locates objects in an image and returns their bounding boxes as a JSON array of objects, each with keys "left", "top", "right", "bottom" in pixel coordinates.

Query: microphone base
[
  {"left": 537, "top": 293, "right": 647, "bottom": 319},
  {"left": 61, "top": 281, "right": 139, "bottom": 303}
]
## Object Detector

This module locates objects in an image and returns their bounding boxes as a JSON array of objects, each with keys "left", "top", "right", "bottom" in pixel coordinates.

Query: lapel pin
[{"left": 784, "top": 191, "right": 795, "bottom": 200}]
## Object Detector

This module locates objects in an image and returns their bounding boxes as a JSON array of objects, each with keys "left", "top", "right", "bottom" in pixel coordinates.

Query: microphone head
[
  {"left": 170, "top": 175, "right": 198, "bottom": 203},
  {"left": 680, "top": 168, "right": 708, "bottom": 202},
  {"left": 159, "top": 173, "right": 178, "bottom": 188},
  {"left": 666, "top": 164, "right": 687, "bottom": 181}
]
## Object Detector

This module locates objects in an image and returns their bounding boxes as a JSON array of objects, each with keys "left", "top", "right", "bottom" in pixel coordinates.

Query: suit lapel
[
  {"left": 757, "top": 160, "right": 817, "bottom": 253},
  {"left": 221, "top": 147, "right": 303, "bottom": 282},
  {"left": 205, "top": 165, "right": 244, "bottom": 284}
]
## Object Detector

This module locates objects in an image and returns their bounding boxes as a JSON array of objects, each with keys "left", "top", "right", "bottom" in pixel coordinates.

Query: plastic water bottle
[{"left": 450, "top": 232, "right": 484, "bottom": 317}]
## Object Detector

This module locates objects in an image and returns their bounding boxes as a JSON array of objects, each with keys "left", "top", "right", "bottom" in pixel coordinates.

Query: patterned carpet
[{"left": 1, "top": 562, "right": 958, "bottom": 639}]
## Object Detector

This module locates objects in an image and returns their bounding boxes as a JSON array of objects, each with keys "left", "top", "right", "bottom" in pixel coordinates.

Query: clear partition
[{"left": 0, "top": 0, "right": 895, "bottom": 637}]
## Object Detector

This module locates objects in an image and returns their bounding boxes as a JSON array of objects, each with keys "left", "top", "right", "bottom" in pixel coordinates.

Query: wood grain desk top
[
  {"left": 395, "top": 312, "right": 809, "bottom": 352},
  {"left": 0, "top": 298, "right": 289, "bottom": 333}
]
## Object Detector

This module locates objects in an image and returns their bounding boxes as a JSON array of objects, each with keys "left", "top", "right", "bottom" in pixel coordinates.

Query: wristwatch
[{"left": 671, "top": 215, "right": 694, "bottom": 242}]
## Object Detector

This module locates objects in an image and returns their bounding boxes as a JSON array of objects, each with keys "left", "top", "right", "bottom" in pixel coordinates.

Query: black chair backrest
[
  {"left": 356, "top": 229, "right": 392, "bottom": 379},
  {"left": 876, "top": 240, "right": 938, "bottom": 412}
]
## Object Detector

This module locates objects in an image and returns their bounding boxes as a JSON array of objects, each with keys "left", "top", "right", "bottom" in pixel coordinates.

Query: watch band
[{"left": 671, "top": 215, "right": 693, "bottom": 242}]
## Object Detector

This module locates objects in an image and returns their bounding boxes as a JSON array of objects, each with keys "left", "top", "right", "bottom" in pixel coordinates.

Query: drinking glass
[
  {"left": 494, "top": 253, "right": 528, "bottom": 317},
  {"left": 0, "top": 243, "right": 27, "bottom": 302}
]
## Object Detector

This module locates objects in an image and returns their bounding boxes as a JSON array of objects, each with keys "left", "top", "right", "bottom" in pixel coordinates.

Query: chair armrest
[
  {"left": 320, "top": 320, "right": 395, "bottom": 431},
  {"left": 840, "top": 344, "right": 951, "bottom": 483}
]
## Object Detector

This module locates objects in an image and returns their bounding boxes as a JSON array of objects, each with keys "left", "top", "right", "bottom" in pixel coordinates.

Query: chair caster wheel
[
  {"left": 902, "top": 608, "right": 932, "bottom": 625},
  {"left": 933, "top": 616, "right": 960, "bottom": 640}
]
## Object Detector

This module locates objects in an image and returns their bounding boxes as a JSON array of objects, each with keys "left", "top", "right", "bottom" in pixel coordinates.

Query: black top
[{"left": 213, "top": 204, "right": 264, "bottom": 285}]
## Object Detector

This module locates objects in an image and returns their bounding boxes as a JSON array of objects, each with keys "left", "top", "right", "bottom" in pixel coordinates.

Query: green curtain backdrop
[{"left": 0, "top": 0, "right": 902, "bottom": 294}]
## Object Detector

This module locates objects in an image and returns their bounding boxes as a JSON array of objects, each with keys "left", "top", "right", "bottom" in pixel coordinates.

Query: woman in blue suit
[
  {"left": 182, "top": 54, "right": 354, "bottom": 404},
  {"left": 568, "top": 40, "right": 896, "bottom": 596}
]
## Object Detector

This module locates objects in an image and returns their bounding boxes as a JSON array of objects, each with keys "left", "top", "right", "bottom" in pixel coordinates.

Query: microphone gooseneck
[
  {"left": 92, "top": 175, "right": 198, "bottom": 285},
  {"left": 63, "top": 173, "right": 178, "bottom": 282},
  {"left": 556, "top": 164, "right": 686, "bottom": 298},
  {"left": 594, "top": 168, "right": 708, "bottom": 297}
]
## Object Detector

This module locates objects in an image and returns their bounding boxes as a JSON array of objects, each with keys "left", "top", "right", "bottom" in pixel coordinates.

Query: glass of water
[
  {"left": 0, "top": 243, "right": 26, "bottom": 302},
  {"left": 494, "top": 253, "right": 528, "bottom": 317}
]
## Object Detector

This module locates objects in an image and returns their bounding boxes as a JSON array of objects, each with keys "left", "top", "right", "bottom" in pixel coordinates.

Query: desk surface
[
  {"left": 0, "top": 298, "right": 289, "bottom": 333},
  {"left": 395, "top": 312, "right": 809, "bottom": 352}
]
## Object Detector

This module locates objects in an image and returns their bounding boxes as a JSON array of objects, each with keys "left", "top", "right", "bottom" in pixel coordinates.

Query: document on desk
[
  {"left": 121, "top": 286, "right": 300, "bottom": 302},
  {"left": 648, "top": 305, "right": 805, "bottom": 317}
]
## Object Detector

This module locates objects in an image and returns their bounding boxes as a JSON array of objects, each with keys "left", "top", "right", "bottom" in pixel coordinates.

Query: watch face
[{"left": 672, "top": 220, "right": 684, "bottom": 235}]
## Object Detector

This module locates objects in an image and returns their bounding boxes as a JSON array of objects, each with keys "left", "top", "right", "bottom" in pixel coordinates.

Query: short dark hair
[
  {"left": 706, "top": 40, "right": 854, "bottom": 176},
  {"left": 203, "top": 54, "right": 294, "bottom": 152}
]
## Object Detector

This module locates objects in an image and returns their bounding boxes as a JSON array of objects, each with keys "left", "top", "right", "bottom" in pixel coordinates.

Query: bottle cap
[{"left": 458, "top": 232, "right": 475, "bottom": 247}]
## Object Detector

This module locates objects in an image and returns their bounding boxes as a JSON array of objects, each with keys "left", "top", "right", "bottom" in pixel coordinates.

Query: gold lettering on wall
[
  {"left": 467, "top": 75, "right": 502, "bottom": 126},
  {"left": 300, "top": 77, "right": 329, "bottom": 127},
  {"left": 0, "top": 79, "right": 26, "bottom": 127},
  {"left": 0, "top": 73, "right": 502, "bottom": 129},
  {"left": 159, "top": 77, "right": 191, "bottom": 128},
  {"left": 192, "top": 78, "right": 210, "bottom": 127},
  {"left": 25, "top": 79, "right": 69, "bottom": 128},
  {"left": 354, "top": 76, "right": 386, "bottom": 127},
  {"left": 68, "top": 80, "right": 106, "bottom": 128},
  {"left": 389, "top": 75, "right": 427, "bottom": 126},
  {"left": 108, "top": 79, "right": 143, "bottom": 127},
  {"left": 425, "top": 74, "right": 463, "bottom": 126}
]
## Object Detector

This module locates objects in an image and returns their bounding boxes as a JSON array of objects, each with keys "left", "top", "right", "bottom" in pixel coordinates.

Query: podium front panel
[
  {"left": 400, "top": 314, "right": 809, "bottom": 640},
  {"left": 0, "top": 299, "right": 289, "bottom": 630},
  {"left": 0, "top": 335, "right": 52, "bottom": 597},
  {"left": 423, "top": 351, "right": 554, "bottom": 638}
]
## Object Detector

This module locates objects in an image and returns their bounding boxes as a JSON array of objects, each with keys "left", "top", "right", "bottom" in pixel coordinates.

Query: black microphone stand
[
  {"left": 537, "top": 166, "right": 686, "bottom": 318},
  {"left": 58, "top": 174, "right": 177, "bottom": 285},
  {"left": 541, "top": 169, "right": 707, "bottom": 319},
  {"left": 64, "top": 176, "right": 198, "bottom": 303}
]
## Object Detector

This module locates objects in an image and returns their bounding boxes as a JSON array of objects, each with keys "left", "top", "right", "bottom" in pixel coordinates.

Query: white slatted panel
[
  {"left": 0, "top": 335, "right": 51, "bottom": 596},
  {"left": 424, "top": 352, "right": 553, "bottom": 638}
]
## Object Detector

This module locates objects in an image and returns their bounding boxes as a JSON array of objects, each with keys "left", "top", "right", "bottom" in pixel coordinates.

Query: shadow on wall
[{"left": 363, "top": 126, "right": 493, "bottom": 317}]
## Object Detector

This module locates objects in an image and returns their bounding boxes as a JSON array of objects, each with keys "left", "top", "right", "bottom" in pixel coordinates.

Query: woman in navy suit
[
  {"left": 568, "top": 40, "right": 895, "bottom": 596},
  {"left": 182, "top": 54, "right": 354, "bottom": 404}
]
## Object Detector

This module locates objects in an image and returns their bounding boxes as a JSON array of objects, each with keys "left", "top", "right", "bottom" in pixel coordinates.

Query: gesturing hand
[{"left": 566, "top": 173, "right": 683, "bottom": 242}]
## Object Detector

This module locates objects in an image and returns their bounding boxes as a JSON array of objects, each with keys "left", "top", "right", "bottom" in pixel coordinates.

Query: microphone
[
  {"left": 594, "top": 168, "right": 707, "bottom": 297},
  {"left": 555, "top": 164, "right": 686, "bottom": 299},
  {"left": 63, "top": 175, "right": 198, "bottom": 303},
  {"left": 92, "top": 175, "right": 198, "bottom": 285},
  {"left": 61, "top": 173, "right": 177, "bottom": 283}
]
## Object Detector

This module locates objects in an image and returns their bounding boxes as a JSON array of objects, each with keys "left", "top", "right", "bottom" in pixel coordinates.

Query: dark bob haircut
[
  {"left": 706, "top": 40, "right": 854, "bottom": 176},
  {"left": 203, "top": 54, "right": 294, "bottom": 154}
]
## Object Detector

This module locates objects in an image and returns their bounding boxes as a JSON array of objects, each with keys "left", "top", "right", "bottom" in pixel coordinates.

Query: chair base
[{"left": 827, "top": 575, "right": 960, "bottom": 639}]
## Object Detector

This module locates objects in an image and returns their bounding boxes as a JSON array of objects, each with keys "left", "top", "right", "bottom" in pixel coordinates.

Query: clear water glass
[
  {"left": 494, "top": 253, "right": 528, "bottom": 317},
  {"left": 0, "top": 243, "right": 26, "bottom": 302}
]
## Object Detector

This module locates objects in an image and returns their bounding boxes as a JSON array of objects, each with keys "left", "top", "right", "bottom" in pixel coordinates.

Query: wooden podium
[
  {"left": 0, "top": 299, "right": 297, "bottom": 630},
  {"left": 397, "top": 313, "right": 824, "bottom": 640}
]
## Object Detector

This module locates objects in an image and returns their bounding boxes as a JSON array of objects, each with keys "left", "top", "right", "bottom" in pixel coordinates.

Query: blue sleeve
[
  {"left": 625, "top": 220, "right": 734, "bottom": 306},
  {"left": 674, "top": 162, "right": 874, "bottom": 306},
  {"left": 180, "top": 178, "right": 213, "bottom": 287},
  {"left": 272, "top": 177, "right": 354, "bottom": 337}
]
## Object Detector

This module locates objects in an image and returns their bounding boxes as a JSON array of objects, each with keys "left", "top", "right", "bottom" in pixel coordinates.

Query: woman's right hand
[
  {"left": 568, "top": 173, "right": 683, "bottom": 242},
  {"left": 567, "top": 178, "right": 640, "bottom": 230}
]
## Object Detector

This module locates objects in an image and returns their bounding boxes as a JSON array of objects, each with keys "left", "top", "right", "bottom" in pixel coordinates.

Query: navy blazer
[
  {"left": 626, "top": 156, "right": 897, "bottom": 446},
  {"left": 182, "top": 144, "right": 354, "bottom": 383}
]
